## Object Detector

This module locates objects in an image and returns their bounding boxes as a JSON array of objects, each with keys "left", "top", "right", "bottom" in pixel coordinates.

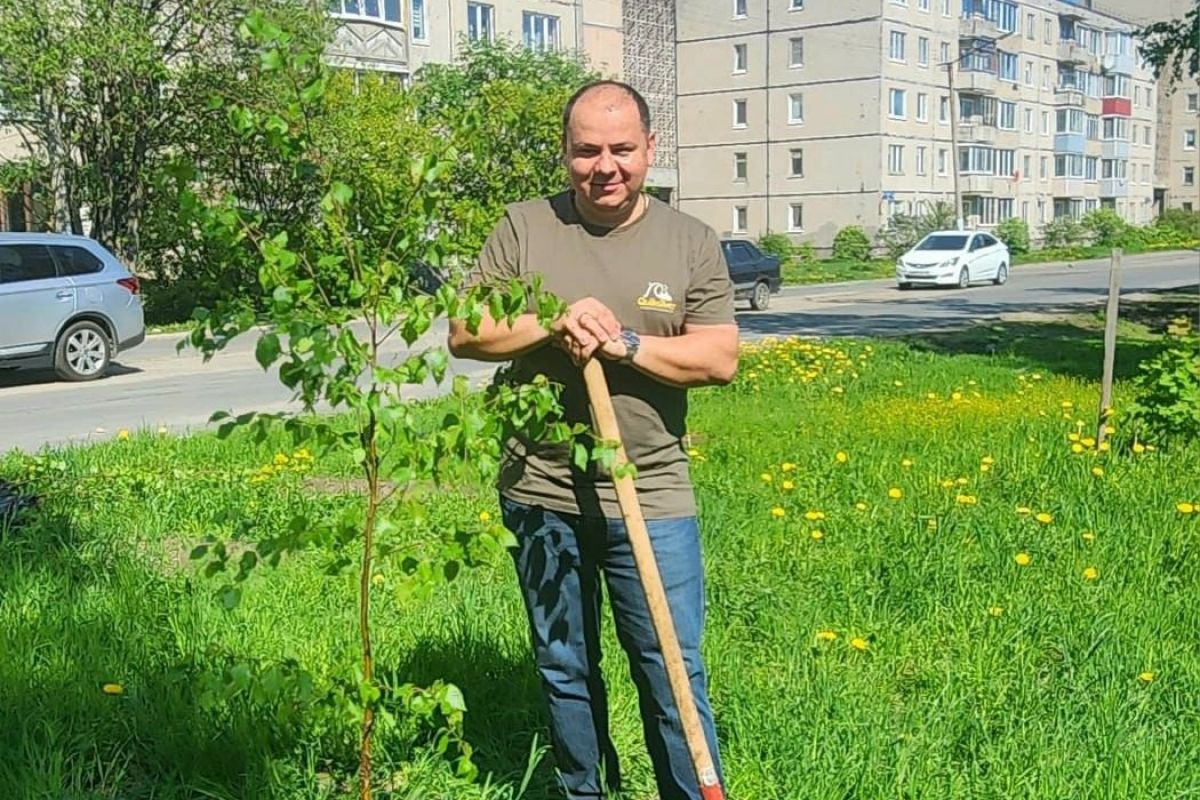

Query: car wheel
[
  {"left": 994, "top": 263, "right": 1008, "bottom": 286},
  {"left": 957, "top": 266, "right": 971, "bottom": 290},
  {"left": 55, "top": 320, "right": 111, "bottom": 382},
  {"left": 750, "top": 280, "right": 771, "bottom": 311},
  {"left": 898, "top": 282, "right": 913, "bottom": 291}
]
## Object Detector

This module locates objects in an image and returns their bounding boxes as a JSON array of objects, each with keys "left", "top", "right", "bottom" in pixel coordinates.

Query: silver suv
[{"left": 0, "top": 234, "right": 145, "bottom": 381}]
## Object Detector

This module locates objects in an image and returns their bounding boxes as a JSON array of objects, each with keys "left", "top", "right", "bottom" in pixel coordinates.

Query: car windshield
[{"left": 914, "top": 235, "right": 968, "bottom": 252}]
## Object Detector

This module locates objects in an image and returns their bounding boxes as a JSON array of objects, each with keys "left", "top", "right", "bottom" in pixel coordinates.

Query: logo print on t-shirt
[{"left": 637, "top": 281, "right": 678, "bottom": 313}]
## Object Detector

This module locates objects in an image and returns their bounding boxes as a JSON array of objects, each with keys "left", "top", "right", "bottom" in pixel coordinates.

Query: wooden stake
[{"left": 1097, "top": 248, "right": 1122, "bottom": 448}]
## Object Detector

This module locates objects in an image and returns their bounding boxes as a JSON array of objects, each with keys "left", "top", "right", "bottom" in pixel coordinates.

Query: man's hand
[{"left": 553, "top": 297, "right": 622, "bottom": 366}]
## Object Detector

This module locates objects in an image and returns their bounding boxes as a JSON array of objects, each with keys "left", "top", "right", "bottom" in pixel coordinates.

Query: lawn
[{"left": 2, "top": 315, "right": 1198, "bottom": 799}]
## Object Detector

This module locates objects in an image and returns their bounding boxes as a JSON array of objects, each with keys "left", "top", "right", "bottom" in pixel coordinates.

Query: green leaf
[
  {"left": 444, "top": 684, "right": 467, "bottom": 713},
  {"left": 255, "top": 334, "right": 281, "bottom": 370}
]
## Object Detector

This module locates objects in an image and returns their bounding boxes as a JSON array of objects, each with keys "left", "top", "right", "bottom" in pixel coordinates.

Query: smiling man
[{"left": 448, "top": 81, "right": 737, "bottom": 800}]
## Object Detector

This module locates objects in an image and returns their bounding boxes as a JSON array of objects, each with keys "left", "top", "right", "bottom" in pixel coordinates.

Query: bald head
[{"left": 562, "top": 81, "right": 652, "bottom": 143}]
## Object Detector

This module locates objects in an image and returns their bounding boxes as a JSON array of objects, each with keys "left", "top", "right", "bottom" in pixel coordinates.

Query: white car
[{"left": 895, "top": 230, "right": 1010, "bottom": 290}]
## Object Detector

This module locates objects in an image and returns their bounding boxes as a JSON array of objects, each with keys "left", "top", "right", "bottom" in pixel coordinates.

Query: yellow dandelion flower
[
  {"left": 1016, "top": 506, "right": 1031, "bottom": 516},
  {"left": 156, "top": 426, "right": 169, "bottom": 436},
  {"left": 1177, "top": 502, "right": 1195, "bottom": 514},
  {"left": 888, "top": 487, "right": 903, "bottom": 500},
  {"left": 372, "top": 573, "right": 385, "bottom": 586},
  {"left": 102, "top": 683, "right": 124, "bottom": 695},
  {"left": 1132, "top": 441, "right": 1146, "bottom": 454},
  {"left": 1068, "top": 432, "right": 1081, "bottom": 442},
  {"left": 980, "top": 464, "right": 992, "bottom": 473},
  {"left": 831, "top": 386, "right": 844, "bottom": 395},
  {"left": 479, "top": 511, "right": 492, "bottom": 523},
  {"left": 273, "top": 453, "right": 290, "bottom": 466},
  {"left": 771, "top": 507, "right": 786, "bottom": 519},
  {"left": 956, "top": 495, "right": 978, "bottom": 505},
  {"left": 1138, "top": 671, "right": 1155, "bottom": 683},
  {"left": 951, "top": 391, "right": 963, "bottom": 401},
  {"left": 1104, "top": 425, "right": 1116, "bottom": 435},
  {"left": 816, "top": 630, "right": 837, "bottom": 642},
  {"left": 1035, "top": 512, "right": 1053, "bottom": 524},
  {"left": 781, "top": 462, "right": 796, "bottom": 472},
  {"left": 956, "top": 477, "right": 969, "bottom": 486},
  {"left": 1091, "top": 466, "right": 1104, "bottom": 477},
  {"left": 782, "top": 480, "right": 795, "bottom": 491},
  {"left": 810, "top": 529, "right": 824, "bottom": 541},
  {"left": 761, "top": 473, "right": 773, "bottom": 483},
  {"left": 901, "top": 458, "right": 914, "bottom": 468},
  {"left": 687, "top": 448, "right": 701, "bottom": 458},
  {"left": 926, "top": 392, "right": 938, "bottom": 400},
  {"left": 1081, "top": 436, "right": 1096, "bottom": 448},
  {"left": 1032, "top": 373, "right": 1043, "bottom": 380},
  {"left": 1014, "top": 552, "right": 1032, "bottom": 566},
  {"left": 988, "top": 605, "right": 1004, "bottom": 617},
  {"left": 836, "top": 451, "right": 849, "bottom": 464},
  {"left": 1081, "top": 530, "right": 1095, "bottom": 542},
  {"left": 1098, "top": 441, "right": 1111, "bottom": 452},
  {"left": 981, "top": 456, "right": 995, "bottom": 465},
  {"left": 941, "top": 479, "right": 955, "bottom": 489},
  {"left": 855, "top": 502, "right": 868, "bottom": 511},
  {"left": 804, "top": 510, "right": 826, "bottom": 521},
  {"left": 850, "top": 637, "right": 869, "bottom": 651},
  {"left": 1082, "top": 566, "right": 1099, "bottom": 581},
  {"left": 116, "top": 429, "right": 131, "bottom": 441},
  {"left": 893, "top": 380, "right": 904, "bottom": 387},
  {"left": 1071, "top": 443, "right": 1084, "bottom": 454},
  {"left": 1061, "top": 400, "right": 1074, "bottom": 409}
]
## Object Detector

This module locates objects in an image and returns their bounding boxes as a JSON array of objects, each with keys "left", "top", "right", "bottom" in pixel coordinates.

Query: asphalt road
[{"left": 2, "top": 251, "right": 1196, "bottom": 454}]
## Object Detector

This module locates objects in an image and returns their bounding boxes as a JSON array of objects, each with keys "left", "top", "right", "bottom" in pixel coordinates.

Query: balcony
[
  {"left": 1052, "top": 178, "right": 1085, "bottom": 197},
  {"left": 1101, "top": 139, "right": 1130, "bottom": 159},
  {"left": 1055, "top": 133, "right": 1087, "bottom": 154},
  {"left": 326, "top": 16, "right": 409, "bottom": 73},
  {"left": 958, "top": 120, "right": 997, "bottom": 143},
  {"left": 959, "top": 70, "right": 996, "bottom": 94},
  {"left": 1057, "top": 41, "right": 1098, "bottom": 70},
  {"left": 1100, "top": 177, "right": 1130, "bottom": 197},
  {"left": 961, "top": 174, "right": 994, "bottom": 194},
  {"left": 1102, "top": 51, "right": 1135, "bottom": 76},
  {"left": 1054, "top": 86, "right": 1087, "bottom": 108},
  {"left": 961, "top": 13, "right": 1003, "bottom": 40},
  {"left": 1102, "top": 97, "right": 1132, "bottom": 117}
]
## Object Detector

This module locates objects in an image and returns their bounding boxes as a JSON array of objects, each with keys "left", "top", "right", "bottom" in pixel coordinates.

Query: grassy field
[{"left": 2, "top": 312, "right": 1198, "bottom": 800}]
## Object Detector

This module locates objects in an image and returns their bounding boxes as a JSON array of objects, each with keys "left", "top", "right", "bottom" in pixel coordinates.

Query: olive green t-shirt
[{"left": 468, "top": 191, "right": 736, "bottom": 520}]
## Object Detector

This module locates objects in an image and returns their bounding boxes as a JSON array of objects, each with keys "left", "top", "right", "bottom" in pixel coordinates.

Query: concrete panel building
[{"left": 676, "top": 0, "right": 1158, "bottom": 249}]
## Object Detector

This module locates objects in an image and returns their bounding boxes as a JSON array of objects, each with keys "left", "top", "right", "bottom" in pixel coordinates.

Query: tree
[{"left": 1139, "top": 6, "right": 1200, "bottom": 84}]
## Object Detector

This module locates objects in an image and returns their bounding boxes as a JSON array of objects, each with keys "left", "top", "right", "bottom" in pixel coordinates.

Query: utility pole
[{"left": 947, "top": 62, "right": 964, "bottom": 231}]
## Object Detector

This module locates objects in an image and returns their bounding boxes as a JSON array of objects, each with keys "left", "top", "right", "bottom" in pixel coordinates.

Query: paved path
[{"left": 2, "top": 251, "right": 1196, "bottom": 454}]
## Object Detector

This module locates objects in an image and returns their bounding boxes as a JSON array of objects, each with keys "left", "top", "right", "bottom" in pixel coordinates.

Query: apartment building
[
  {"left": 1092, "top": 0, "right": 1200, "bottom": 211},
  {"left": 676, "top": 0, "right": 1158, "bottom": 249}
]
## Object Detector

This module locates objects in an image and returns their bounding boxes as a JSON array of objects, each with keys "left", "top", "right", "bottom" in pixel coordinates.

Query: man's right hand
[{"left": 553, "top": 298, "right": 622, "bottom": 366}]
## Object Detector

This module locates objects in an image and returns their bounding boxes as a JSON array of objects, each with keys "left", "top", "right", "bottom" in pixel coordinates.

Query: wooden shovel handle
[{"left": 581, "top": 359, "right": 725, "bottom": 800}]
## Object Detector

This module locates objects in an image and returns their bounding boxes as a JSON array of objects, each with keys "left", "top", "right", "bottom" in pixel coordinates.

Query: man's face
[{"left": 564, "top": 89, "right": 656, "bottom": 219}]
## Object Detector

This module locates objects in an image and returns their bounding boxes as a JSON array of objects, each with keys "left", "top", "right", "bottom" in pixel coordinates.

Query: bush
[
  {"left": 1127, "top": 318, "right": 1200, "bottom": 444},
  {"left": 994, "top": 218, "right": 1031, "bottom": 255},
  {"left": 876, "top": 201, "right": 956, "bottom": 260},
  {"left": 832, "top": 226, "right": 872, "bottom": 262},
  {"left": 1081, "top": 208, "right": 1130, "bottom": 247},
  {"left": 793, "top": 240, "right": 817, "bottom": 264},
  {"left": 1157, "top": 209, "right": 1200, "bottom": 239},
  {"left": 1041, "top": 217, "right": 1084, "bottom": 249},
  {"left": 758, "top": 231, "right": 796, "bottom": 266}
]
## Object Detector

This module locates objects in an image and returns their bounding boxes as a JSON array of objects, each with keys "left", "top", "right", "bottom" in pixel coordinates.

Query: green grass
[{"left": 3, "top": 319, "right": 1199, "bottom": 799}]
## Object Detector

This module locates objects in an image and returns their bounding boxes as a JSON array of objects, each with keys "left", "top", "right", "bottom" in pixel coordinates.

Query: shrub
[
  {"left": 793, "top": 240, "right": 817, "bottom": 264},
  {"left": 1127, "top": 318, "right": 1200, "bottom": 444},
  {"left": 876, "top": 201, "right": 957, "bottom": 260},
  {"left": 832, "top": 226, "right": 872, "bottom": 262},
  {"left": 1157, "top": 209, "right": 1200, "bottom": 239},
  {"left": 994, "top": 218, "right": 1031, "bottom": 255},
  {"left": 758, "top": 231, "right": 796, "bottom": 266},
  {"left": 1081, "top": 208, "right": 1130, "bottom": 247},
  {"left": 1041, "top": 217, "right": 1084, "bottom": 249}
]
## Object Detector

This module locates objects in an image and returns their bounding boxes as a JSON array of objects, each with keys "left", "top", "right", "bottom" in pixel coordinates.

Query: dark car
[{"left": 720, "top": 240, "right": 782, "bottom": 311}]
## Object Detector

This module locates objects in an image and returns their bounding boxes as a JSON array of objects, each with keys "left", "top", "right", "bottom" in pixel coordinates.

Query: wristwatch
[{"left": 617, "top": 327, "right": 641, "bottom": 365}]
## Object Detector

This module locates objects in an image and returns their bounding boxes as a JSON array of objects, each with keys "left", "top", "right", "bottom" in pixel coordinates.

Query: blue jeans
[{"left": 500, "top": 497, "right": 724, "bottom": 800}]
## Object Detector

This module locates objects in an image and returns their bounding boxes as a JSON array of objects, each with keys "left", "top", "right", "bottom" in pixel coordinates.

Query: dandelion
[
  {"left": 687, "top": 448, "right": 701, "bottom": 458},
  {"left": 1138, "top": 671, "right": 1155, "bottom": 683},
  {"left": 816, "top": 630, "right": 838, "bottom": 642},
  {"left": 156, "top": 426, "right": 169, "bottom": 436},
  {"left": 1177, "top": 502, "right": 1195, "bottom": 514},
  {"left": 893, "top": 380, "right": 904, "bottom": 387},
  {"left": 901, "top": 458, "right": 914, "bottom": 468},
  {"left": 294, "top": 448, "right": 312, "bottom": 461},
  {"left": 1082, "top": 566, "right": 1099, "bottom": 581},
  {"left": 1091, "top": 466, "right": 1104, "bottom": 477},
  {"left": 117, "top": 429, "right": 131, "bottom": 441},
  {"left": 836, "top": 451, "right": 849, "bottom": 464},
  {"left": 926, "top": 392, "right": 938, "bottom": 401},
  {"left": 941, "top": 479, "right": 955, "bottom": 489},
  {"left": 1068, "top": 433, "right": 1081, "bottom": 442},
  {"left": 1016, "top": 506, "right": 1031, "bottom": 516},
  {"left": 1061, "top": 400, "right": 1074, "bottom": 409},
  {"left": 952, "top": 392, "right": 963, "bottom": 401},
  {"left": 760, "top": 472, "right": 773, "bottom": 484},
  {"left": 956, "top": 477, "right": 969, "bottom": 486},
  {"left": 372, "top": 573, "right": 385, "bottom": 587},
  {"left": 956, "top": 495, "right": 978, "bottom": 506},
  {"left": 1132, "top": 441, "right": 1146, "bottom": 454},
  {"left": 1098, "top": 441, "right": 1111, "bottom": 452},
  {"left": 782, "top": 480, "right": 796, "bottom": 491},
  {"left": 988, "top": 605, "right": 1004, "bottom": 617},
  {"left": 831, "top": 386, "right": 845, "bottom": 395},
  {"left": 927, "top": 518, "right": 938, "bottom": 530},
  {"left": 479, "top": 511, "right": 492, "bottom": 523},
  {"left": 1081, "top": 436, "right": 1096, "bottom": 448},
  {"left": 1071, "top": 443, "right": 1084, "bottom": 454},
  {"left": 981, "top": 456, "right": 995, "bottom": 465},
  {"left": 1082, "top": 530, "right": 1095, "bottom": 542},
  {"left": 810, "top": 529, "right": 824, "bottom": 541},
  {"left": 273, "top": 453, "right": 290, "bottom": 466},
  {"left": 888, "top": 487, "right": 903, "bottom": 500},
  {"left": 1035, "top": 512, "right": 1054, "bottom": 524},
  {"left": 771, "top": 507, "right": 786, "bottom": 519},
  {"left": 102, "top": 683, "right": 124, "bottom": 696},
  {"left": 781, "top": 462, "right": 796, "bottom": 472},
  {"left": 850, "top": 637, "right": 869, "bottom": 651},
  {"left": 804, "top": 510, "right": 826, "bottom": 521},
  {"left": 1014, "top": 552, "right": 1032, "bottom": 566},
  {"left": 855, "top": 502, "right": 868, "bottom": 511},
  {"left": 980, "top": 464, "right": 992, "bottom": 473}
]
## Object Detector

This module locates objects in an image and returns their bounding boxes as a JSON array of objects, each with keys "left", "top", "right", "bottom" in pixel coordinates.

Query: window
[
  {"left": 889, "top": 88, "right": 906, "bottom": 119},
  {"left": 788, "top": 203, "right": 804, "bottom": 232},
  {"left": 959, "top": 146, "right": 995, "bottom": 174},
  {"left": 790, "top": 0, "right": 804, "bottom": 9},
  {"left": 1104, "top": 74, "right": 1130, "bottom": 98},
  {"left": 995, "top": 150, "right": 1013, "bottom": 179},
  {"left": 938, "top": 148, "right": 948, "bottom": 174},
  {"left": 1024, "top": 108, "right": 1033, "bottom": 133},
  {"left": 996, "top": 1, "right": 1017, "bottom": 33},
  {"left": 1056, "top": 109, "right": 1084, "bottom": 134},
  {"left": 1040, "top": 156, "right": 1047, "bottom": 180},
  {"left": 733, "top": 43, "right": 747, "bottom": 73},
  {"left": 999, "top": 52, "right": 1018, "bottom": 82},
  {"left": 1054, "top": 154, "right": 1084, "bottom": 178},
  {"left": 523, "top": 12, "right": 558, "bottom": 51},
  {"left": 789, "top": 148, "right": 804, "bottom": 177},
  {"left": 410, "top": 0, "right": 427, "bottom": 40},
  {"left": 1186, "top": 167, "right": 1196, "bottom": 186},
  {"left": 890, "top": 31, "right": 906, "bottom": 62},
  {"left": 1024, "top": 61, "right": 1033, "bottom": 86},
  {"left": 0, "top": 245, "right": 58, "bottom": 283},
  {"left": 1145, "top": 126, "right": 1151, "bottom": 145},
  {"left": 1134, "top": 86, "right": 1141, "bottom": 106},
  {"left": 733, "top": 0, "right": 747, "bottom": 17},
  {"left": 466, "top": 3, "right": 493, "bottom": 42},
  {"left": 918, "top": 37, "right": 929, "bottom": 67},
  {"left": 789, "top": 93, "right": 804, "bottom": 124},
  {"left": 1026, "top": 12, "right": 1035, "bottom": 39},
  {"left": 51, "top": 246, "right": 103, "bottom": 276},
  {"left": 888, "top": 145, "right": 905, "bottom": 175},
  {"left": 789, "top": 37, "right": 804, "bottom": 68},
  {"left": 1041, "top": 111, "right": 1050, "bottom": 135},
  {"left": 1188, "top": 93, "right": 1199, "bottom": 113},
  {"left": 1044, "top": 18, "right": 1052, "bottom": 44},
  {"left": 999, "top": 101, "right": 1016, "bottom": 130},
  {"left": 1085, "top": 156, "right": 1098, "bottom": 181},
  {"left": 1185, "top": 130, "right": 1197, "bottom": 150},
  {"left": 1022, "top": 154, "right": 1030, "bottom": 180},
  {"left": 733, "top": 99, "right": 747, "bottom": 128},
  {"left": 942, "top": 0, "right": 951, "bottom": 15},
  {"left": 733, "top": 152, "right": 747, "bottom": 181},
  {"left": 1086, "top": 114, "right": 1100, "bottom": 140},
  {"left": 733, "top": 205, "right": 748, "bottom": 233},
  {"left": 1102, "top": 117, "right": 1128, "bottom": 140},
  {"left": 940, "top": 41, "right": 950, "bottom": 63},
  {"left": 918, "top": 0, "right": 929, "bottom": 10},
  {"left": 337, "top": 0, "right": 402, "bottom": 23},
  {"left": 917, "top": 93, "right": 928, "bottom": 122},
  {"left": 1042, "top": 65, "right": 1050, "bottom": 90},
  {"left": 940, "top": 96, "right": 949, "bottom": 123},
  {"left": 1101, "top": 159, "right": 1126, "bottom": 180},
  {"left": 916, "top": 146, "right": 927, "bottom": 175}
]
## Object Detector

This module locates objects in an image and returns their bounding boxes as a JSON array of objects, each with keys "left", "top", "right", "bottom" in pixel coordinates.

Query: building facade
[
  {"left": 676, "top": 0, "right": 1159, "bottom": 249},
  {"left": 1092, "top": 0, "right": 1200, "bottom": 212}
]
